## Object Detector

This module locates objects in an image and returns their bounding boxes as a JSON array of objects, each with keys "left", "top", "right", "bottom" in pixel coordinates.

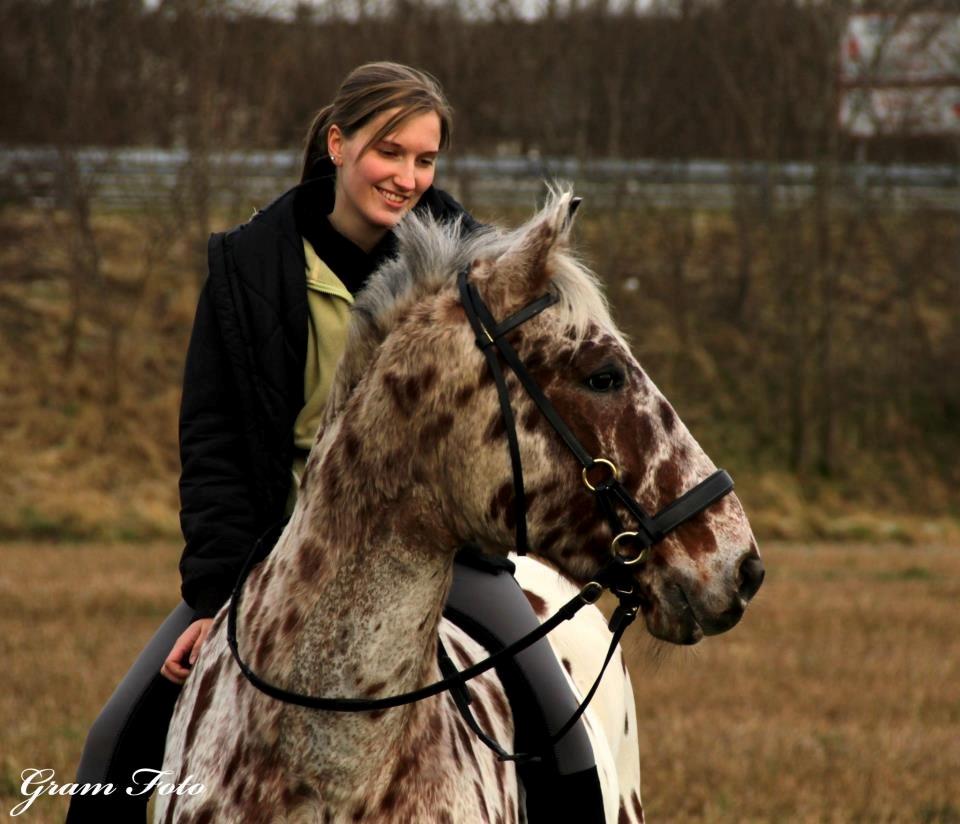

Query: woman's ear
[{"left": 327, "top": 125, "right": 343, "bottom": 166}]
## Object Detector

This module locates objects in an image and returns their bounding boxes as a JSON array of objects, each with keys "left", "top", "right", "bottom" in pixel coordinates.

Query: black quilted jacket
[{"left": 178, "top": 167, "right": 478, "bottom": 616}]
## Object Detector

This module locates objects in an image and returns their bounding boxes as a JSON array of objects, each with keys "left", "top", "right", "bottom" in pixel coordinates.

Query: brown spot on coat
[
  {"left": 616, "top": 409, "right": 655, "bottom": 464},
  {"left": 490, "top": 686, "right": 510, "bottom": 722},
  {"left": 419, "top": 412, "right": 454, "bottom": 445},
  {"left": 474, "top": 780, "right": 489, "bottom": 822},
  {"left": 478, "top": 359, "right": 495, "bottom": 386},
  {"left": 320, "top": 454, "right": 342, "bottom": 499},
  {"left": 485, "top": 411, "right": 506, "bottom": 442},
  {"left": 224, "top": 738, "right": 245, "bottom": 780},
  {"left": 449, "top": 637, "right": 471, "bottom": 667},
  {"left": 392, "top": 753, "right": 416, "bottom": 784},
  {"left": 183, "top": 657, "right": 222, "bottom": 752},
  {"left": 561, "top": 657, "right": 573, "bottom": 676},
  {"left": 472, "top": 692, "right": 493, "bottom": 732},
  {"left": 194, "top": 806, "right": 215, "bottom": 824},
  {"left": 256, "top": 617, "right": 279, "bottom": 668},
  {"left": 297, "top": 539, "right": 324, "bottom": 582},
  {"left": 489, "top": 480, "right": 513, "bottom": 521},
  {"left": 655, "top": 456, "right": 683, "bottom": 501},
  {"left": 384, "top": 371, "right": 413, "bottom": 417},
  {"left": 282, "top": 606, "right": 303, "bottom": 636},
  {"left": 658, "top": 399, "right": 676, "bottom": 433},
  {"left": 522, "top": 588, "right": 548, "bottom": 618},
  {"left": 538, "top": 526, "right": 564, "bottom": 554},
  {"left": 674, "top": 511, "right": 719, "bottom": 557},
  {"left": 380, "top": 787, "right": 398, "bottom": 812},
  {"left": 456, "top": 721, "right": 480, "bottom": 771},
  {"left": 450, "top": 725, "right": 464, "bottom": 769},
  {"left": 454, "top": 383, "right": 477, "bottom": 407},
  {"left": 229, "top": 776, "right": 251, "bottom": 818},
  {"left": 520, "top": 405, "right": 540, "bottom": 432},
  {"left": 343, "top": 429, "right": 361, "bottom": 459}
]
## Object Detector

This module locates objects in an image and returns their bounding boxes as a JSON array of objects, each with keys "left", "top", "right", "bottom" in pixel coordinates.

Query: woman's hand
[{"left": 161, "top": 618, "right": 214, "bottom": 684}]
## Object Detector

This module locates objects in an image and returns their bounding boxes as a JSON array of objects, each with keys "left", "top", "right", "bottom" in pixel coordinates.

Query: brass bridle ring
[
  {"left": 582, "top": 458, "right": 620, "bottom": 492},
  {"left": 611, "top": 531, "right": 648, "bottom": 566}
]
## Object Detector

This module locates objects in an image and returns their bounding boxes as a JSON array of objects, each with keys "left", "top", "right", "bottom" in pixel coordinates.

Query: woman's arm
[{"left": 177, "top": 275, "right": 261, "bottom": 619}]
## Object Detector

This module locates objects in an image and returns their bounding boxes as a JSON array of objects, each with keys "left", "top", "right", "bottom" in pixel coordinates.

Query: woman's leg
[{"left": 65, "top": 601, "right": 197, "bottom": 823}]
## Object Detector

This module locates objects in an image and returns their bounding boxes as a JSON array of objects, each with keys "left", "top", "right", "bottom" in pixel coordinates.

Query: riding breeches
[{"left": 64, "top": 601, "right": 195, "bottom": 823}]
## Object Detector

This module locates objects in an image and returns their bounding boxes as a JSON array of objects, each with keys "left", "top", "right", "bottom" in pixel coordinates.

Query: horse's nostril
[{"left": 737, "top": 551, "right": 765, "bottom": 602}]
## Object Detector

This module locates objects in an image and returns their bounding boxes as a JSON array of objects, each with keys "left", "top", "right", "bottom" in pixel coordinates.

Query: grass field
[{"left": 2, "top": 541, "right": 958, "bottom": 823}]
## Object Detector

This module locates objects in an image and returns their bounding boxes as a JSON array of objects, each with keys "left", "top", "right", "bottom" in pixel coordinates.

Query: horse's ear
[
  {"left": 564, "top": 197, "right": 583, "bottom": 232},
  {"left": 494, "top": 190, "right": 582, "bottom": 303}
]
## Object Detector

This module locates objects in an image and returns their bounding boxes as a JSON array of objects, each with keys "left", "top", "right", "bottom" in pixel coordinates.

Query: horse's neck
[{"left": 240, "top": 465, "right": 455, "bottom": 798}]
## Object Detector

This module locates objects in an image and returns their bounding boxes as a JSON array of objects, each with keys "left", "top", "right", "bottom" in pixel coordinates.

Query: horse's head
[{"left": 318, "top": 191, "right": 762, "bottom": 645}]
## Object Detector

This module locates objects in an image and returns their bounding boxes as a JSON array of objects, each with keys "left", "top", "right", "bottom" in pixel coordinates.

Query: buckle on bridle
[
  {"left": 582, "top": 458, "right": 620, "bottom": 492},
  {"left": 611, "top": 531, "right": 648, "bottom": 566},
  {"left": 579, "top": 581, "right": 604, "bottom": 604}
]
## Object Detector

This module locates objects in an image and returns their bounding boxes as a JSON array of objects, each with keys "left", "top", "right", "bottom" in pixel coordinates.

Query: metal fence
[{"left": 2, "top": 146, "right": 958, "bottom": 211}]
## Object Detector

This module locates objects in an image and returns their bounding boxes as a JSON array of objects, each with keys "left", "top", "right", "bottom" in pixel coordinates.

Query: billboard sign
[{"left": 839, "top": 13, "right": 960, "bottom": 136}]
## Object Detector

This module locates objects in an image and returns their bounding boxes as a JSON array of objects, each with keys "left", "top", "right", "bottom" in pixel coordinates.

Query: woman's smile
[{"left": 376, "top": 186, "right": 410, "bottom": 207}]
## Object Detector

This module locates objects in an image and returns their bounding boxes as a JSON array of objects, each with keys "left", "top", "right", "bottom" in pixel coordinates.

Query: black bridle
[{"left": 226, "top": 259, "right": 734, "bottom": 761}]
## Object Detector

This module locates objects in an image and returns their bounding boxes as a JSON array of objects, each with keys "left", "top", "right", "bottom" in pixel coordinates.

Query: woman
[
  {"left": 66, "top": 62, "right": 478, "bottom": 822},
  {"left": 68, "top": 62, "right": 603, "bottom": 824}
]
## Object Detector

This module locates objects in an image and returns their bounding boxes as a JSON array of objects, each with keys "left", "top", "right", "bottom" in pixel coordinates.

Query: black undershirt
[{"left": 293, "top": 183, "right": 397, "bottom": 295}]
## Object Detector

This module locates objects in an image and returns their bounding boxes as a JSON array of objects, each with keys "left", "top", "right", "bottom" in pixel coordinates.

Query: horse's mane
[
  {"left": 322, "top": 190, "right": 620, "bottom": 424},
  {"left": 359, "top": 189, "right": 615, "bottom": 344}
]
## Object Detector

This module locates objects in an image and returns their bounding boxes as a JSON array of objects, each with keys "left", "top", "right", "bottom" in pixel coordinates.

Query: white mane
[{"left": 353, "top": 189, "right": 618, "bottom": 348}]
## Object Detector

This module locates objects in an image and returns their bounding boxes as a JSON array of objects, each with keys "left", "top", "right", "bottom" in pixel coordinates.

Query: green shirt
[{"left": 286, "top": 238, "right": 354, "bottom": 515}]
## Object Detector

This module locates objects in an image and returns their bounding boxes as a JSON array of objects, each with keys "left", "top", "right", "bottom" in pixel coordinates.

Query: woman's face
[{"left": 328, "top": 108, "right": 442, "bottom": 251}]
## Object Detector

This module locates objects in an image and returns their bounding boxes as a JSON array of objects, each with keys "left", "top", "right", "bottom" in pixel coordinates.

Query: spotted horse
[{"left": 157, "top": 191, "right": 763, "bottom": 823}]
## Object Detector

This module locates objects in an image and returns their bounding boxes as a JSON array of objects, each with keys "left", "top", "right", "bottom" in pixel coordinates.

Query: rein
[{"left": 226, "top": 258, "right": 734, "bottom": 760}]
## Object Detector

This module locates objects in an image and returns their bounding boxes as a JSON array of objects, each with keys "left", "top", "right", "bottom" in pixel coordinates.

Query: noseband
[{"left": 226, "top": 262, "right": 734, "bottom": 761}]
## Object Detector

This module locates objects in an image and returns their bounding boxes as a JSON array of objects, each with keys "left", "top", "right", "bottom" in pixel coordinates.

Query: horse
[{"left": 156, "top": 190, "right": 762, "bottom": 823}]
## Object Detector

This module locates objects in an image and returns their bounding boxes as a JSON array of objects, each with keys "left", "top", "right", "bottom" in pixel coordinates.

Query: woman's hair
[{"left": 300, "top": 62, "right": 453, "bottom": 183}]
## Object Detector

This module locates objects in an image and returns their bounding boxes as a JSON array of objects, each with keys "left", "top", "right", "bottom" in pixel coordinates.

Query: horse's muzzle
[{"left": 693, "top": 547, "right": 765, "bottom": 636}]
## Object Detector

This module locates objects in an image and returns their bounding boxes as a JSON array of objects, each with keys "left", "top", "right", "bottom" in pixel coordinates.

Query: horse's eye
[{"left": 585, "top": 368, "right": 625, "bottom": 393}]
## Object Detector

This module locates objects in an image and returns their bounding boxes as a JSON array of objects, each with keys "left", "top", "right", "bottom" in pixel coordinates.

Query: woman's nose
[{"left": 394, "top": 160, "right": 416, "bottom": 191}]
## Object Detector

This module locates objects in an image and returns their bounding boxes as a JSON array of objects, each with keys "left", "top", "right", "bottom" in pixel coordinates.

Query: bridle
[{"left": 226, "top": 253, "right": 734, "bottom": 761}]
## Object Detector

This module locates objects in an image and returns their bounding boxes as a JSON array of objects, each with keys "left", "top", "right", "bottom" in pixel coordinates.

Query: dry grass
[
  {"left": 629, "top": 542, "right": 960, "bottom": 824},
  {"left": 1, "top": 541, "right": 958, "bottom": 823}
]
